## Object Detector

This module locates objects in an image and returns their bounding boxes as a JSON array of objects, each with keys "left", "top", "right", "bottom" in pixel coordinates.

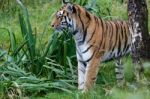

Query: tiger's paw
[
  {"left": 81, "top": 88, "right": 88, "bottom": 94},
  {"left": 78, "top": 86, "right": 88, "bottom": 93},
  {"left": 78, "top": 82, "right": 85, "bottom": 90},
  {"left": 117, "top": 79, "right": 126, "bottom": 87}
]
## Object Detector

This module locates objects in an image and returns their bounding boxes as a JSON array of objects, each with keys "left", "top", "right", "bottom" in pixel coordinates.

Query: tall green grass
[{"left": 0, "top": 0, "right": 77, "bottom": 98}]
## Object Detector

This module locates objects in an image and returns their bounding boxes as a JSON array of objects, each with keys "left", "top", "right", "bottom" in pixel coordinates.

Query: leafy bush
[{"left": 0, "top": 0, "right": 77, "bottom": 98}]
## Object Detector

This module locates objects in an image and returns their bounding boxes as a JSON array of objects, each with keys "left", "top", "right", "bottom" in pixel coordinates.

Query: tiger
[{"left": 51, "top": 0, "right": 131, "bottom": 92}]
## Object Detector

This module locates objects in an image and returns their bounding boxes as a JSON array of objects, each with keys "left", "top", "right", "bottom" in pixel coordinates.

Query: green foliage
[
  {"left": 0, "top": 0, "right": 19, "bottom": 15},
  {"left": 0, "top": 0, "right": 77, "bottom": 98}
]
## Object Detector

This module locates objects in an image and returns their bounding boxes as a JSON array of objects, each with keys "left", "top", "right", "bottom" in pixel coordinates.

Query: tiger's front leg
[
  {"left": 83, "top": 54, "right": 101, "bottom": 92},
  {"left": 78, "top": 61, "right": 86, "bottom": 90}
]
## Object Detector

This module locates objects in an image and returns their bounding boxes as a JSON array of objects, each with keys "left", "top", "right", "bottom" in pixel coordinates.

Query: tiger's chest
[
  {"left": 76, "top": 43, "right": 93, "bottom": 62},
  {"left": 76, "top": 43, "right": 115, "bottom": 62}
]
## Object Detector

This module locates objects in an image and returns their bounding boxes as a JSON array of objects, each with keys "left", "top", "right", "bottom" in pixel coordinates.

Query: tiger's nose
[{"left": 51, "top": 24, "right": 55, "bottom": 28}]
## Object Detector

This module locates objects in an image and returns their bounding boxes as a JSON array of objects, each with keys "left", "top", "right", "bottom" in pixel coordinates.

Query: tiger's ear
[
  {"left": 66, "top": 3, "right": 75, "bottom": 13},
  {"left": 62, "top": 0, "right": 67, "bottom": 5}
]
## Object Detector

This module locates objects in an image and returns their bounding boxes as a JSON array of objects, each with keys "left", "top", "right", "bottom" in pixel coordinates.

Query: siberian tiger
[{"left": 51, "top": 0, "right": 131, "bottom": 92}]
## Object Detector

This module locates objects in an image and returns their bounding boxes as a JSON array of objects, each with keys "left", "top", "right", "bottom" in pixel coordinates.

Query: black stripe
[
  {"left": 61, "top": 21, "right": 67, "bottom": 25},
  {"left": 98, "top": 18, "right": 104, "bottom": 47},
  {"left": 102, "top": 21, "right": 108, "bottom": 49},
  {"left": 81, "top": 26, "right": 88, "bottom": 43},
  {"left": 117, "top": 31, "right": 121, "bottom": 56},
  {"left": 123, "top": 23, "right": 128, "bottom": 52},
  {"left": 109, "top": 21, "right": 113, "bottom": 50},
  {"left": 125, "top": 44, "right": 130, "bottom": 53},
  {"left": 79, "top": 82, "right": 84, "bottom": 86},
  {"left": 116, "top": 77, "right": 124, "bottom": 81},
  {"left": 115, "top": 71, "right": 123, "bottom": 74},
  {"left": 72, "top": 5, "right": 76, "bottom": 13},
  {"left": 109, "top": 21, "right": 112, "bottom": 37},
  {"left": 77, "top": 41, "right": 84, "bottom": 46},
  {"left": 101, "top": 21, "right": 109, "bottom": 50},
  {"left": 85, "top": 11, "right": 91, "bottom": 22},
  {"left": 120, "top": 22, "right": 124, "bottom": 39},
  {"left": 80, "top": 11, "right": 92, "bottom": 44},
  {"left": 73, "top": 30, "right": 78, "bottom": 35},
  {"left": 78, "top": 11, "right": 91, "bottom": 44},
  {"left": 121, "top": 23, "right": 125, "bottom": 53},
  {"left": 78, "top": 9, "right": 84, "bottom": 32},
  {"left": 115, "top": 66, "right": 123, "bottom": 69},
  {"left": 82, "top": 45, "right": 93, "bottom": 53},
  {"left": 68, "top": 17, "right": 71, "bottom": 22},
  {"left": 77, "top": 11, "right": 85, "bottom": 45},
  {"left": 100, "top": 20, "right": 108, "bottom": 50},
  {"left": 87, "top": 26, "right": 96, "bottom": 43},
  {"left": 87, "top": 16, "right": 99, "bottom": 43},
  {"left": 79, "top": 68, "right": 85, "bottom": 74},
  {"left": 104, "top": 21, "right": 108, "bottom": 37},
  {"left": 85, "top": 51, "right": 95, "bottom": 62},
  {"left": 92, "top": 77, "right": 96, "bottom": 81},
  {"left": 79, "top": 60, "right": 87, "bottom": 67},
  {"left": 81, "top": 14, "right": 91, "bottom": 43},
  {"left": 112, "top": 22, "right": 119, "bottom": 52},
  {"left": 67, "top": 12, "right": 69, "bottom": 16}
]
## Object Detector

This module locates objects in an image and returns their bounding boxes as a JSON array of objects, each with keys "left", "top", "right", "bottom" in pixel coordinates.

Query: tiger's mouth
[
  {"left": 53, "top": 23, "right": 72, "bottom": 32},
  {"left": 55, "top": 26, "right": 64, "bottom": 32},
  {"left": 55, "top": 24, "right": 70, "bottom": 32}
]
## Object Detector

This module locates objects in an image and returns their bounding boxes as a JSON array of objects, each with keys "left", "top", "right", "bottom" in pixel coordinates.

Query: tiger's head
[{"left": 51, "top": 0, "right": 77, "bottom": 32}]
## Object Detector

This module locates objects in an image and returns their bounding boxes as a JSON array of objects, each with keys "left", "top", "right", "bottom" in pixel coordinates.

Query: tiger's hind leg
[{"left": 115, "top": 58, "right": 125, "bottom": 87}]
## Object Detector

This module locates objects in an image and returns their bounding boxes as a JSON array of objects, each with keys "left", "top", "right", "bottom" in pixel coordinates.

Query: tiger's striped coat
[{"left": 51, "top": 1, "right": 131, "bottom": 92}]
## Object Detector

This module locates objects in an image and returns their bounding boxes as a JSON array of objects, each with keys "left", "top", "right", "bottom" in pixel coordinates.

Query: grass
[
  {"left": 0, "top": 0, "right": 150, "bottom": 98},
  {"left": 31, "top": 57, "right": 150, "bottom": 99},
  {"left": 35, "top": 87, "right": 150, "bottom": 99}
]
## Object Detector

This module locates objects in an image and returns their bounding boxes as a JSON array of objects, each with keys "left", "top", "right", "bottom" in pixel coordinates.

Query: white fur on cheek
[{"left": 59, "top": 11, "right": 63, "bottom": 15}]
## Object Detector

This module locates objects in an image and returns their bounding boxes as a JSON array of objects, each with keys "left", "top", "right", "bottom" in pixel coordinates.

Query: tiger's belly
[
  {"left": 101, "top": 48, "right": 130, "bottom": 62},
  {"left": 76, "top": 42, "right": 130, "bottom": 63}
]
